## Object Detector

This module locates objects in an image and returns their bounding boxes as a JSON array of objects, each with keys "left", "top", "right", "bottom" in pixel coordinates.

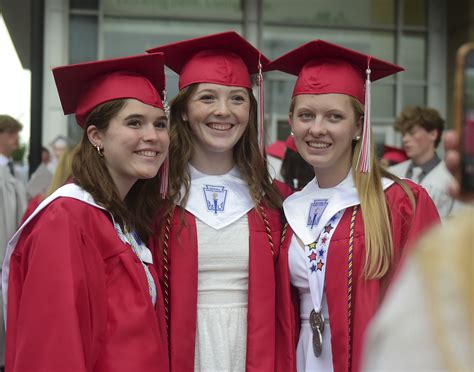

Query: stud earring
[{"left": 354, "top": 135, "right": 361, "bottom": 141}]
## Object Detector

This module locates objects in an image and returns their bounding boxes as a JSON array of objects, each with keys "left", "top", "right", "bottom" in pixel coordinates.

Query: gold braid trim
[
  {"left": 162, "top": 208, "right": 173, "bottom": 335},
  {"left": 257, "top": 202, "right": 275, "bottom": 256},
  {"left": 347, "top": 206, "right": 358, "bottom": 372}
]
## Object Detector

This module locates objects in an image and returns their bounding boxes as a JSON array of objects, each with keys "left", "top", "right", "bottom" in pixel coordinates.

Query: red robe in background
[
  {"left": 151, "top": 182, "right": 291, "bottom": 372},
  {"left": 5, "top": 197, "right": 169, "bottom": 372},
  {"left": 276, "top": 180, "right": 440, "bottom": 372}
]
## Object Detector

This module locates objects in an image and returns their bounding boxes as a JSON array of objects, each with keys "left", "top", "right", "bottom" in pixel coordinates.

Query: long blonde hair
[
  {"left": 46, "top": 145, "right": 77, "bottom": 197},
  {"left": 289, "top": 96, "right": 414, "bottom": 279}
]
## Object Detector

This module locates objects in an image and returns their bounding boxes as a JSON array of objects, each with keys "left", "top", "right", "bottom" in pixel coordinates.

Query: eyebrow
[
  {"left": 195, "top": 88, "right": 249, "bottom": 95},
  {"left": 123, "top": 114, "right": 168, "bottom": 121}
]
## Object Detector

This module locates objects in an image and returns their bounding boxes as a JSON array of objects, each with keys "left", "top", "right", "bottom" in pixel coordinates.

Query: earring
[
  {"left": 354, "top": 135, "right": 361, "bottom": 141},
  {"left": 95, "top": 144, "right": 104, "bottom": 157}
]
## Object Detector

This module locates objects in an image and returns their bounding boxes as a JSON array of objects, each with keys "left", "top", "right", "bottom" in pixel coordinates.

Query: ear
[
  {"left": 86, "top": 125, "right": 102, "bottom": 148},
  {"left": 428, "top": 129, "right": 438, "bottom": 143},
  {"left": 288, "top": 113, "right": 294, "bottom": 130}
]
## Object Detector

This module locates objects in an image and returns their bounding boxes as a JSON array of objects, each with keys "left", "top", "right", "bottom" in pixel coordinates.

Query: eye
[
  {"left": 297, "top": 112, "right": 314, "bottom": 121},
  {"left": 127, "top": 119, "right": 141, "bottom": 128},
  {"left": 327, "top": 113, "right": 344, "bottom": 123},
  {"left": 231, "top": 94, "right": 247, "bottom": 103},
  {"left": 154, "top": 120, "right": 168, "bottom": 129},
  {"left": 198, "top": 94, "right": 215, "bottom": 102}
]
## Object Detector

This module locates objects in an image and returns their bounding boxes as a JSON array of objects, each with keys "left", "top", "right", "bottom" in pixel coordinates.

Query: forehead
[
  {"left": 194, "top": 83, "right": 249, "bottom": 94},
  {"left": 293, "top": 93, "right": 353, "bottom": 108}
]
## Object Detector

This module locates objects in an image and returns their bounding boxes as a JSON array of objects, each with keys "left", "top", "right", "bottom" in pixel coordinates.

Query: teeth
[
  {"left": 308, "top": 142, "right": 330, "bottom": 149},
  {"left": 208, "top": 123, "right": 233, "bottom": 131},
  {"left": 136, "top": 151, "right": 157, "bottom": 157}
]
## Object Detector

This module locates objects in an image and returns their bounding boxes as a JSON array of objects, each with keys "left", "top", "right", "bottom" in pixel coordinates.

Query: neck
[
  {"left": 412, "top": 149, "right": 436, "bottom": 166},
  {"left": 314, "top": 164, "right": 351, "bottom": 189},
  {"left": 190, "top": 149, "right": 234, "bottom": 175},
  {"left": 115, "top": 180, "right": 135, "bottom": 201}
]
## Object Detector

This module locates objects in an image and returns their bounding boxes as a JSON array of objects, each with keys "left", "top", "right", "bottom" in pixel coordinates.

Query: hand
[{"left": 444, "top": 130, "right": 474, "bottom": 202}]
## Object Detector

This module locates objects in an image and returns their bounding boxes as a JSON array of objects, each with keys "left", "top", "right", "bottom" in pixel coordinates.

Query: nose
[
  {"left": 214, "top": 98, "right": 231, "bottom": 117},
  {"left": 308, "top": 117, "right": 327, "bottom": 137},
  {"left": 142, "top": 122, "right": 159, "bottom": 142}
]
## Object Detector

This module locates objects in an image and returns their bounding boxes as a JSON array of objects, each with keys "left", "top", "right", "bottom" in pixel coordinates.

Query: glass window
[
  {"left": 372, "top": 84, "right": 396, "bottom": 118},
  {"left": 400, "top": 32, "right": 426, "bottom": 81},
  {"left": 401, "top": 84, "right": 426, "bottom": 108},
  {"left": 103, "top": 0, "right": 241, "bottom": 20},
  {"left": 69, "top": 15, "right": 98, "bottom": 64},
  {"left": 263, "top": 0, "right": 395, "bottom": 27},
  {"left": 403, "top": 0, "right": 426, "bottom": 27},
  {"left": 70, "top": 0, "right": 98, "bottom": 10}
]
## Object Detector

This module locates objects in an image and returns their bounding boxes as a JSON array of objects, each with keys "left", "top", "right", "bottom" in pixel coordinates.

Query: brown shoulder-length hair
[
  {"left": 167, "top": 83, "right": 282, "bottom": 212},
  {"left": 72, "top": 99, "right": 165, "bottom": 241}
]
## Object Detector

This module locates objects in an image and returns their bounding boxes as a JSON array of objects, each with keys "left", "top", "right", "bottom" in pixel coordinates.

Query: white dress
[{"left": 194, "top": 215, "right": 249, "bottom": 372}]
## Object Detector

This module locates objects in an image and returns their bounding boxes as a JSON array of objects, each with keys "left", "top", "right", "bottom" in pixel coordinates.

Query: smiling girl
[
  {"left": 2, "top": 53, "right": 170, "bottom": 372},
  {"left": 147, "top": 32, "right": 290, "bottom": 371},
  {"left": 267, "top": 40, "right": 440, "bottom": 372}
]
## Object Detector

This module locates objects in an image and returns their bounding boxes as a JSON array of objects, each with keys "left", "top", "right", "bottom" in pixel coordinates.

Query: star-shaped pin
[
  {"left": 308, "top": 242, "right": 317, "bottom": 250},
  {"left": 317, "top": 259, "right": 325, "bottom": 271},
  {"left": 308, "top": 252, "right": 317, "bottom": 261},
  {"left": 318, "top": 248, "right": 325, "bottom": 258},
  {"left": 324, "top": 224, "right": 333, "bottom": 234},
  {"left": 321, "top": 236, "right": 327, "bottom": 245},
  {"left": 310, "top": 264, "right": 317, "bottom": 273}
]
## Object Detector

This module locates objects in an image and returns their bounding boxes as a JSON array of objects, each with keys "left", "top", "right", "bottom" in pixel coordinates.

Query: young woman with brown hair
[
  {"left": 267, "top": 40, "right": 440, "bottom": 372},
  {"left": 147, "top": 31, "right": 290, "bottom": 371},
  {"left": 2, "top": 53, "right": 170, "bottom": 372}
]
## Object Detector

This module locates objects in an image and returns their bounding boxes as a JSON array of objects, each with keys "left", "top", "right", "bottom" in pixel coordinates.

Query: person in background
[
  {"left": 22, "top": 145, "right": 77, "bottom": 222},
  {"left": 147, "top": 31, "right": 291, "bottom": 371},
  {"left": 280, "top": 135, "right": 314, "bottom": 190},
  {"left": 267, "top": 40, "right": 440, "bottom": 372},
  {"left": 362, "top": 130, "right": 473, "bottom": 371},
  {"left": 2, "top": 53, "right": 170, "bottom": 372},
  {"left": 25, "top": 145, "right": 57, "bottom": 200},
  {"left": 0, "top": 114, "right": 26, "bottom": 372},
  {"left": 389, "top": 106, "right": 464, "bottom": 219}
]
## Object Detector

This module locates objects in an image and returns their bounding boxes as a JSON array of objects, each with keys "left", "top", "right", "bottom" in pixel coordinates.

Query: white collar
[
  {"left": 180, "top": 164, "right": 254, "bottom": 230},
  {"left": 284, "top": 171, "right": 394, "bottom": 245}
]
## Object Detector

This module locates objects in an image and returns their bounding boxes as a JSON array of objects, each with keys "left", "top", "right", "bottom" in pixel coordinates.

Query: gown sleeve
[{"left": 6, "top": 203, "right": 107, "bottom": 372}]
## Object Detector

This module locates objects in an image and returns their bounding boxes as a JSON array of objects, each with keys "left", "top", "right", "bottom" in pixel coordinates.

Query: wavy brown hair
[
  {"left": 167, "top": 84, "right": 282, "bottom": 213},
  {"left": 72, "top": 99, "right": 165, "bottom": 241},
  {"left": 289, "top": 96, "right": 415, "bottom": 279}
]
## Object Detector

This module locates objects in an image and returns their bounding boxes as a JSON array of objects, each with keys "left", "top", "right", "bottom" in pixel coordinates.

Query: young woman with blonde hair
[{"left": 267, "top": 40, "right": 440, "bottom": 372}]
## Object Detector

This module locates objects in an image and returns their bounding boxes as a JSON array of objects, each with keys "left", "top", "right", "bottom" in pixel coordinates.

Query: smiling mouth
[
  {"left": 135, "top": 150, "right": 158, "bottom": 157},
  {"left": 207, "top": 122, "right": 234, "bottom": 131},
  {"left": 307, "top": 141, "right": 331, "bottom": 149}
]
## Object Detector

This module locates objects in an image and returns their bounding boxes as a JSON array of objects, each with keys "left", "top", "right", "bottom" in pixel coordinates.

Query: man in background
[
  {"left": 389, "top": 106, "right": 464, "bottom": 219},
  {"left": 0, "top": 114, "right": 26, "bottom": 370}
]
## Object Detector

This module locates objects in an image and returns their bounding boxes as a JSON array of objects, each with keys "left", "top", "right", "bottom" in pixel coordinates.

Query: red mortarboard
[
  {"left": 53, "top": 53, "right": 166, "bottom": 127},
  {"left": 285, "top": 135, "right": 297, "bottom": 152},
  {"left": 146, "top": 31, "right": 270, "bottom": 90},
  {"left": 266, "top": 140, "right": 286, "bottom": 160},
  {"left": 265, "top": 39, "right": 403, "bottom": 103},
  {"left": 266, "top": 40, "right": 403, "bottom": 173},
  {"left": 382, "top": 145, "right": 408, "bottom": 164}
]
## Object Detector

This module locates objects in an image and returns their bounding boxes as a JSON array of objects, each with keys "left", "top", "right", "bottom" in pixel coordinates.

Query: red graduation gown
[
  {"left": 151, "top": 200, "right": 289, "bottom": 371},
  {"left": 6, "top": 197, "right": 169, "bottom": 372},
  {"left": 276, "top": 180, "right": 440, "bottom": 372}
]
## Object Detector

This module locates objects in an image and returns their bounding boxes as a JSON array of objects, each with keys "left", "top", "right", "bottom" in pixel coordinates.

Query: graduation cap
[
  {"left": 266, "top": 140, "right": 286, "bottom": 160},
  {"left": 266, "top": 40, "right": 403, "bottom": 172},
  {"left": 147, "top": 31, "right": 269, "bottom": 154},
  {"left": 147, "top": 31, "right": 269, "bottom": 90},
  {"left": 52, "top": 53, "right": 166, "bottom": 128},
  {"left": 382, "top": 145, "right": 408, "bottom": 164}
]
